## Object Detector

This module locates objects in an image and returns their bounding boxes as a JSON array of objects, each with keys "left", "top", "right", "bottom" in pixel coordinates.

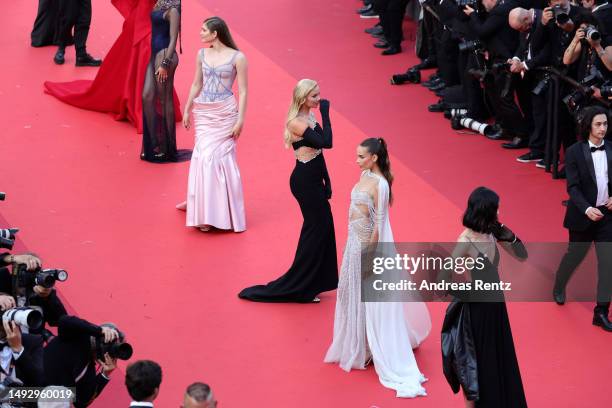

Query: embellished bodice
[
  {"left": 348, "top": 171, "right": 383, "bottom": 243},
  {"left": 195, "top": 48, "right": 238, "bottom": 103}
]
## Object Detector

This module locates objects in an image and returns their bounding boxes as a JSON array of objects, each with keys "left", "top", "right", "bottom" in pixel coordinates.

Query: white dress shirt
[{"left": 588, "top": 140, "right": 609, "bottom": 211}]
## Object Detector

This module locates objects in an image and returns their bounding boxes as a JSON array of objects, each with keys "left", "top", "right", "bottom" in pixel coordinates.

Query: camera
[
  {"left": 563, "top": 69, "right": 604, "bottom": 113},
  {"left": 0, "top": 237, "right": 13, "bottom": 250},
  {"left": 459, "top": 40, "right": 483, "bottom": 53},
  {"left": 600, "top": 82, "right": 612, "bottom": 99},
  {"left": 0, "top": 229, "right": 18, "bottom": 240},
  {"left": 13, "top": 265, "right": 68, "bottom": 290},
  {"left": 552, "top": 5, "right": 570, "bottom": 25},
  {"left": 2, "top": 307, "right": 43, "bottom": 331},
  {"left": 585, "top": 25, "right": 601, "bottom": 42},
  {"left": 94, "top": 337, "right": 133, "bottom": 361},
  {"left": 0, "top": 192, "right": 5, "bottom": 201},
  {"left": 450, "top": 115, "right": 502, "bottom": 138},
  {"left": 391, "top": 67, "right": 421, "bottom": 85},
  {"left": 444, "top": 108, "right": 468, "bottom": 119},
  {"left": 533, "top": 74, "right": 551, "bottom": 96},
  {"left": 456, "top": 0, "right": 483, "bottom": 13}
]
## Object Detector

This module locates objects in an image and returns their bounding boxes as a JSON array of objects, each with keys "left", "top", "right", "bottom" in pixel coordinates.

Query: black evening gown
[
  {"left": 239, "top": 111, "right": 338, "bottom": 302},
  {"left": 141, "top": 8, "right": 190, "bottom": 163},
  {"left": 442, "top": 245, "right": 528, "bottom": 408}
]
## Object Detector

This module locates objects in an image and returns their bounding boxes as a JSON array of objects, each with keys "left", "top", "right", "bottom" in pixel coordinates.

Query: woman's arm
[
  {"left": 182, "top": 52, "right": 204, "bottom": 129},
  {"left": 164, "top": 8, "right": 180, "bottom": 58},
  {"left": 563, "top": 29, "right": 584, "bottom": 66},
  {"left": 233, "top": 53, "right": 248, "bottom": 138}
]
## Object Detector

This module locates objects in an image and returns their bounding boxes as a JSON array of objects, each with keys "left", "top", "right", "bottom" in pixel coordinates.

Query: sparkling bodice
[{"left": 195, "top": 48, "right": 238, "bottom": 103}]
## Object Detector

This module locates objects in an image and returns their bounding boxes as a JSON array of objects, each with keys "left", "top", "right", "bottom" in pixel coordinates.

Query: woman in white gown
[{"left": 324, "top": 137, "right": 431, "bottom": 398}]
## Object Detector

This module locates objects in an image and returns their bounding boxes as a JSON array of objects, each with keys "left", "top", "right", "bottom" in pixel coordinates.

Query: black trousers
[
  {"left": 554, "top": 214, "right": 612, "bottom": 314},
  {"left": 484, "top": 68, "right": 529, "bottom": 137},
  {"left": 56, "top": 0, "right": 91, "bottom": 54},
  {"left": 523, "top": 72, "right": 547, "bottom": 155},
  {"left": 374, "top": 0, "right": 409, "bottom": 47}
]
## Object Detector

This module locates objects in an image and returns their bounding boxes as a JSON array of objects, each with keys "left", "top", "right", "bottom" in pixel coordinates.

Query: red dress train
[{"left": 43, "top": 0, "right": 181, "bottom": 134}]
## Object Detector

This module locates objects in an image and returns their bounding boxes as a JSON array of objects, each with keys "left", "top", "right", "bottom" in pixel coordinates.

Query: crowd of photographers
[{"left": 360, "top": 0, "right": 612, "bottom": 175}]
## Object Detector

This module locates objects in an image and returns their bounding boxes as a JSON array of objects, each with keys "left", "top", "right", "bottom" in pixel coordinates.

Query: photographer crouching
[{"left": 44, "top": 315, "right": 132, "bottom": 408}]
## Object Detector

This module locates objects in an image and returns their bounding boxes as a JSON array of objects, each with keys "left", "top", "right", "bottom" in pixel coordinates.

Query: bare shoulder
[
  {"left": 234, "top": 51, "right": 247, "bottom": 63},
  {"left": 288, "top": 117, "right": 308, "bottom": 136}
]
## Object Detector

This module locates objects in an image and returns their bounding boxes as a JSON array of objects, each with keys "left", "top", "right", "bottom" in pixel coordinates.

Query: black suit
[
  {"left": 44, "top": 315, "right": 110, "bottom": 408},
  {"left": 555, "top": 141, "right": 612, "bottom": 314},
  {"left": 594, "top": 3, "right": 612, "bottom": 44},
  {"left": 56, "top": 0, "right": 92, "bottom": 55},
  {"left": 0, "top": 334, "right": 45, "bottom": 387},
  {"left": 514, "top": 9, "right": 551, "bottom": 155},
  {"left": 468, "top": 1, "right": 529, "bottom": 137}
]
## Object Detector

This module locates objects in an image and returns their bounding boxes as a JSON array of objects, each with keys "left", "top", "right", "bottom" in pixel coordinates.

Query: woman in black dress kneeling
[
  {"left": 239, "top": 79, "right": 338, "bottom": 302},
  {"left": 442, "top": 186, "right": 528, "bottom": 407}
]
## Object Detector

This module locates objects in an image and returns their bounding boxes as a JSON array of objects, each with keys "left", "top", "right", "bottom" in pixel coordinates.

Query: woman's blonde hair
[{"left": 284, "top": 79, "right": 319, "bottom": 148}]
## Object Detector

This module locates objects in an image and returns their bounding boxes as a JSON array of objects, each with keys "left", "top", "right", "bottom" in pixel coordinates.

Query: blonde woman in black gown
[{"left": 239, "top": 79, "right": 338, "bottom": 302}]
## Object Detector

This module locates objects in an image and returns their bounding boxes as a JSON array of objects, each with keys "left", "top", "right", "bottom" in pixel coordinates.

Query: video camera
[{"left": 13, "top": 264, "right": 68, "bottom": 290}]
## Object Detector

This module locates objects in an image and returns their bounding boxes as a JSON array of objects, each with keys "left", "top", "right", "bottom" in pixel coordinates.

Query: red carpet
[{"left": 1, "top": 0, "right": 610, "bottom": 406}]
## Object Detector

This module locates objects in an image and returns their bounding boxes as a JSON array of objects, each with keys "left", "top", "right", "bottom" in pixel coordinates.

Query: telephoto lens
[
  {"left": 35, "top": 269, "right": 69, "bottom": 288},
  {"left": 0, "top": 228, "right": 18, "bottom": 240},
  {"left": 2, "top": 307, "right": 44, "bottom": 331}
]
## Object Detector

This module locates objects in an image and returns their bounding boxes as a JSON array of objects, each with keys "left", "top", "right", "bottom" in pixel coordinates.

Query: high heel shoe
[{"left": 175, "top": 202, "right": 187, "bottom": 211}]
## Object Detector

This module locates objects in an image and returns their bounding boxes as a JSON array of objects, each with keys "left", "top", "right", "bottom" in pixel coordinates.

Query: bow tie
[{"left": 591, "top": 145, "right": 605, "bottom": 152}]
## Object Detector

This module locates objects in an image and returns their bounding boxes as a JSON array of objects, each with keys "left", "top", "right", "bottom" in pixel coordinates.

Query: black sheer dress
[
  {"left": 239, "top": 105, "right": 338, "bottom": 302},
  {"left": 442, "top": 240, "right": 528, "bottom": 408},
  {"left": 141, "top": 7, "right": 190, "bottom": 163}
]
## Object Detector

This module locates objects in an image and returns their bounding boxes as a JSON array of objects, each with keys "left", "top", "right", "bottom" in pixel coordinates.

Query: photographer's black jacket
[
  {"left": 532, "top": 5, "right": 585, "bottom": 70},
  {"left": 44, "top": 315, "right": 110, "bottom": 408},
  {"left": 0, "top": 334, "right": 45, "bottom": 387},
  {"left": 468, "top": 1, "right": 520, "bottom": 60},
  {"left": 514, "top": 9, "right": 551, "bottom": 70}
]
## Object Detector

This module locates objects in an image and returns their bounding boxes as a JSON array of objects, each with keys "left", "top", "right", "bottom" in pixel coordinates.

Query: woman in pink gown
[{"left": 177, "top": 17, "right": 247, "bottom": 232}]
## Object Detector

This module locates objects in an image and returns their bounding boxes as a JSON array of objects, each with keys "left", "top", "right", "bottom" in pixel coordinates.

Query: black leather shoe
[
  {"left": 381, "top": 46, "right": 401, "bottom": 55},
  {"left": 428, "top": 101, "right": 448, "bottom": 112},
  {"left": 414, "top": 58, "right": 437, "bottom": 70},
  {"left": 429, "top": 81, "right": 446, "bottom": 91},
  {"left": 502, "top": 136, "right": 528, "bottom": 149},
  {"left": 593, "top": 312, "right": 612, "bottom": 331},
  {"left": 553, "top": 288, "right": 566, "bottom": 305},
  {"left": 75, "top": 53, "right": 102, "bottom": 67},
  {"left": 365, "top": 25, "right": 383, "bottom": 35},
  {"left": 374, "top": 41, "right": 389, "bottom": 49},
  {"left": 54, "top": 48, "right": 65, "bottom": 65},
  {"left": 485, "top": 127, "right": 509, "bottom": 140}
]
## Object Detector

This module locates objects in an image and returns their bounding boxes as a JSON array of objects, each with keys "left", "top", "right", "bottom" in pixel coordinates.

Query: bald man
[{"left": 507, "top": 7, "right": 553, "bottom": 162}]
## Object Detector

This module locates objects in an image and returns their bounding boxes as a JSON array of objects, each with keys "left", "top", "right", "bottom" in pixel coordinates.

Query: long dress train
[
  {"left": 442, "top": 238, "right": 528, "bottom": 407},
  {"left": 185, "top": 48, "right": 246, "bottom": 231},
  {"left": 324, "top": 170, "right": 430, "bottom": 398},
  {"left": 239, "top": 113, "right": 338, "bottom": 301},
  {"left": 43, "top": 0, "right": 181, "bottom": 134}
]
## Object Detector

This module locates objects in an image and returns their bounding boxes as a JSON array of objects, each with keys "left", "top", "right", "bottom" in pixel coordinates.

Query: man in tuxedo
[
  {"left": 44, "top": 315, "right": 122, "bottom": 407},
  {"left": 125, "top": 360, "right": 162, "bottom": 408},
  {"left": 182, "top": 382, "right": 217, "bottom": 408},
  {"left": 553, "top": 106, "right": 612, "bottom": 332},
  {"left": 508, "top": 7, "right": 552, "bottom": 158},
  {"left": 54, "top": 0, "right": 102, "bottom": 66}
]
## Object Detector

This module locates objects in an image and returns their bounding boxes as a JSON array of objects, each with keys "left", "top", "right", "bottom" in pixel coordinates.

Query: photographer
[
  {"left": 0, "top": 318, "right": 45, "bottom": 391},
  {"left": 0, "top": 260, "right": 67, "bottom": 339},
  {"left": 464, "top": 0, "right": 532, "bottom": 144},
  {"left": 509, "top": 7, "right": 553, "bottom": 162},
  {"left": 44, "top": 315, "right": 131, "bottom": 408}
]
